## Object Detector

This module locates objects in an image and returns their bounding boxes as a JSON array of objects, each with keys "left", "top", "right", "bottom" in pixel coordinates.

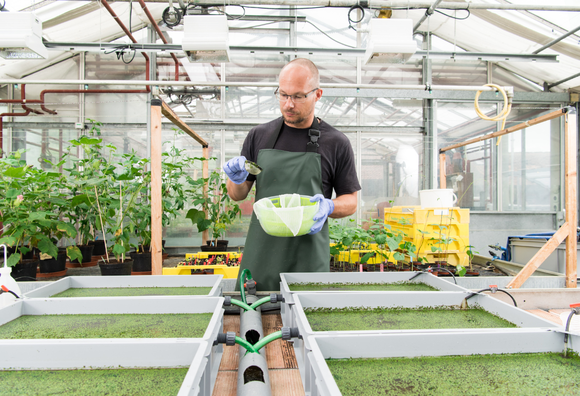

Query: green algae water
[
  {"left": 0, "top": 368, "right": 189, "bottom": 396},
  {"left": 289, "top": 282, "right": 438, "bottom": 292},
  {"left": 0, "top": 313, "right": 212, "bottom": 339},
  {"left": 327, "top": 353, "right": 580, "bottom": 395},
  {"left": 305, "top": 306, "right": 516, "bottom": 331},
  {"left": 51, "top": 286, "right": 213, "bottom": 297}
]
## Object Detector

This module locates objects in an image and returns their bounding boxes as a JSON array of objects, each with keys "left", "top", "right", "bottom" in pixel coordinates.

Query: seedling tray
[
  {"left": 291, "top": 292, "right": 557, "bottom": 349},
  {"left": 23, "top": 275, "right": 223, "bottom": 299},
  {"left": 304, "top": 331, "right": 580, "bottom": 396},
  {"left": 1, "top": 339, "right": 213, "bottom": 396},
  {"left": 280, "top": 272, "right": 468, "bottom": 326}
]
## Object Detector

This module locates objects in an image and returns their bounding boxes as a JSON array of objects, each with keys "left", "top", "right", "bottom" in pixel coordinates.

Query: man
[{"left": 223, "top": 58, "right": 361, "bottom": 291}]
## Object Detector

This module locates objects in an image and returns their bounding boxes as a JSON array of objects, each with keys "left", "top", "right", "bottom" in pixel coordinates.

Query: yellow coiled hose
[{"left": 474, "top": 83, "right": 512, "bottom": 145}]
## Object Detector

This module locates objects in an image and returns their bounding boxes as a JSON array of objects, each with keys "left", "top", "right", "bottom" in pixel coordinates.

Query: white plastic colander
[{"left": 253, "top": 194, "right": 319, "bottom": 237}]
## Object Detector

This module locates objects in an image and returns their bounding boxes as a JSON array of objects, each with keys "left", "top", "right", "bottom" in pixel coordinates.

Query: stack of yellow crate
[{"left": 384, "top": 206, "right": 470, "bottom": 266}]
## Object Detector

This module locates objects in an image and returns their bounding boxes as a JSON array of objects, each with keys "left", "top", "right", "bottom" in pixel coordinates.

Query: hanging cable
[
  {"left": 434, "top": 9, "right": 470, "bottom": 20},
  {"left": 347, "top": 4, "right": 365, "bottom": 32},
  {"left": 474, "top": 84, "right": 513, "bottom": 146}
]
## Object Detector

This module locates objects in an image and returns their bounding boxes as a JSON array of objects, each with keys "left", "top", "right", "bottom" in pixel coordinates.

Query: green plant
[
  {"left": 0, "top": 150, "right": 81, "bottom": 265},
  {"left": 185, "top": 164, "right": 242, "bottom": 245}
]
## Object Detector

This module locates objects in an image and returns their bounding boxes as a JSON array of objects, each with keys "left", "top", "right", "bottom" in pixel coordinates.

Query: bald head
[{"left": 279, "top": 58, "right": 320, "bottom": 90}]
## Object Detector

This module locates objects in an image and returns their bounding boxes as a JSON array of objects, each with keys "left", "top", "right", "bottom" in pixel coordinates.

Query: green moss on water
[
  {"left": 289, "top": 281, "right": 438, "bottom": 292},
  {"left": 0, "top": 313, "right": 212, "bottom": 339},
  {"left": 0, "top": 368, "right": 189, "bottom": 396},
  {"left": 327, "top": 353, "right": 580, "bottom": 395},
  {"left": 51, "top": 286, "right": 213, "bottom": 298},
  {"left": 305, "top": 306, "right": 516, "bottom": 331}
]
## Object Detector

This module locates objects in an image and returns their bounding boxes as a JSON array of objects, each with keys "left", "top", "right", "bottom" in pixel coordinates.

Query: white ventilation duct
[
  {"left": 0, "top": 12, "right": 48, "bottom": 59},
  {"left": 182, "top": 15, "right": 230, "bottom": 63},
  {"left": 364, "top": 18, "right": 417, "bottom": 64}
]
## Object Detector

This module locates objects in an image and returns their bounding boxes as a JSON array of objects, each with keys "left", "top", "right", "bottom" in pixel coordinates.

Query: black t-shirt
[{"left": 241, "top": 117, "right": 361, "bottom": 199}]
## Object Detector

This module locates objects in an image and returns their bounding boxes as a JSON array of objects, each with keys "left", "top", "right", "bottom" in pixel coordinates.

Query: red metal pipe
[{"left": 137, "top": 0, "right": 180, "bottom": 81}]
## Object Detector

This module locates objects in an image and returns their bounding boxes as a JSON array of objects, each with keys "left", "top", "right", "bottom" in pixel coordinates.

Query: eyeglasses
[{"left": 274, "top": 88, "right": 319, "bottom": 103}]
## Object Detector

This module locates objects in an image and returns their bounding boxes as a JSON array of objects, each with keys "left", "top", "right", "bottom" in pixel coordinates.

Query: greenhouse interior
[{"left": 1, "top": 1, "right": 580, "bottom": 395}]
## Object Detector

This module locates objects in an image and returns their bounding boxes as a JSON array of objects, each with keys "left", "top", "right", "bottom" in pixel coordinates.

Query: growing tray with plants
[
  {"left": 279, "top": 272, "right": 468, "bottom": 326},
  {"left": 303, "top": 331, "right": 580, "bottom": 396},
  {"left": 291, "top": 292, "right": 558, "bottom": 349},
  {"left": 23, "top": 275, "right": 223, "bottom": 299},
  {"left": 0, "top": 339, "right": 216, "bottom": 396}
]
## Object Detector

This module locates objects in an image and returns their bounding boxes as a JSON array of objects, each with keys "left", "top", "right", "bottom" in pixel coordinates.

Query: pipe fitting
[
  {"left": 281, "top": 327, "right": 301, "bottom": 341},
  {"left": 270, "top": 293, "right": 285, "bottom": 304},
  {"left": 223, "top": 295, "right": 232, "bottom": 306},
  {"left": 214, "top": 331, "right": 236, "bottom": 346}
]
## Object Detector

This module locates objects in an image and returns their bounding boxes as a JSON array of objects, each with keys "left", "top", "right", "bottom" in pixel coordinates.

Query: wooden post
[
  {"left": 150, "top": 99, "right": 163, "bottom": 275},
  {"left": 202, "top": 146, "right": 210, "bottom": 245},
  {"left": 565, "top": 112, "right": 578, "bottom": 288},
  {"left": 506, "top": 224, "right": 570, "bottom": 289},
  {"left": 439, "top": 152, "right": 446, "bottom": 189}
]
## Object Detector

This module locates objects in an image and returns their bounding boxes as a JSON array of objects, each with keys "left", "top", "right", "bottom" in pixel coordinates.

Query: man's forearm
[
  {"left": 226, "top": 179, "right": 254, "bottom": 201},
  {"left": 329, "top": 191, "right": 357, "bottom": 218}
]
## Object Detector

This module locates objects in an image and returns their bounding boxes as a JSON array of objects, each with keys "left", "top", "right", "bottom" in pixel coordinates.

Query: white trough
[
  {"left": 303, "top": 330, "right": 580, "bottom": 396},
  {"left": 280, "top": 272, "right": 468, "bottom": 327},
  {"left": 23, "top": 275, "right": 223, "bottom": 298},
  {"left": 0, "top": 295, "right": 225, "bottom": 394}
]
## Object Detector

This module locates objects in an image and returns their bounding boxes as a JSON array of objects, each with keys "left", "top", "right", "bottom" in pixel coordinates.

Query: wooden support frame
[
  {"left": 150, "top": 99, "right": 209, "bottom": 275},
  {"left": 439, "top": 108, "right": 576, "bottom": 289}
]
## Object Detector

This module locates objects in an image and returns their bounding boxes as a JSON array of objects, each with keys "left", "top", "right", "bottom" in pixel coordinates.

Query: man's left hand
[{"left": 309, "top": 194, "right": 334, "bottom": 235}]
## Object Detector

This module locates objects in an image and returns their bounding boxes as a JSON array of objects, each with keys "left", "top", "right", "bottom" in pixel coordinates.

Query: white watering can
[{"left": 0, "top": 244, "right": 21, "bottom": 308}]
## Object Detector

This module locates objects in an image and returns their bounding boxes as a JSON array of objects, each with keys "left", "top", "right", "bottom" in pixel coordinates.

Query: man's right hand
[{"left": 223, "top": 156, "right": 249, "bottom": 184}]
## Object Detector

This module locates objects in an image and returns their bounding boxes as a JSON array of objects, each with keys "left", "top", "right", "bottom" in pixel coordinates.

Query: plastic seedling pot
[
  {"left": 304, "top": 331, "right": 580, "bottom": 396},
  {"left": 279, "top": 272, "right": 469, "bottom": 327},
  {"left": 23, "top": 275, "right": 223, "bottom": 299},
  {"left": 1, "top": 339, "right": 213, "bottom": 396},
  {"left": 0, "top": 295, "right": 225, "bottom": 384}
]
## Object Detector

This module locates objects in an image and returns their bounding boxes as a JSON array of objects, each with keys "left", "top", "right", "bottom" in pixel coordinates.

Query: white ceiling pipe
[
  {"left": 130, "top": 0, "right": 580, "bottom": 11},
  {"left": 0, "top": 79, "right": 505, "bottom": 92}
]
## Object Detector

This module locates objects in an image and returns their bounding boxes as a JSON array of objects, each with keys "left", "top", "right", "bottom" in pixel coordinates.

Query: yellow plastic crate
[
  {"left": 385, "top": 206, "right": 470, "bottom": 225},
  {"left": 185, "top": 252, "right": 242, "bottom": 260},
  {"left": 336, "top": 249, "right": 396, "bottom": 264},
  {"left": 390, "top": 223, "right": 470, "bottom": 241},
  {"left": 163, "top": 264, "right": 240, "bottom": 278}
]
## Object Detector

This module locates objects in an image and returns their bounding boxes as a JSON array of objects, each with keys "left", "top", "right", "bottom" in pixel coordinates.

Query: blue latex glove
[
  {"left": 309, "top": 194, "right": 334, "bottom": 235},
  {"left": 223, "top": 156, "right": 249, "bottom": 184}
]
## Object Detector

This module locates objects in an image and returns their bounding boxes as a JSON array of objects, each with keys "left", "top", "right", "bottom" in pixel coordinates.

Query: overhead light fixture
[
  {"left": 0, "top": 12, "right": 48, "bottom": 59},
  {"left": 364, "top": 18, "right": 416, "bottom": 64},
  {"left": 182, "top": 15, "right": 230, "bottom": 63}
]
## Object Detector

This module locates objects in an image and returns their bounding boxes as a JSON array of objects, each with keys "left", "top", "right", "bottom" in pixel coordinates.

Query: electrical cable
[
  {"left": 434, "top": 9, "right": 470, "bottom": 20},
  {"left": 347, "top": 4, "right": 365, "bottom": 32},
  {"left": 162, "top": 6, "right": 183, "bottom": 28},
  {"left": 208, "top": 5, "right": 246, "bottom": 20},
  {"left": 304, "top": 21, "right": 357, "bottom": 48},
  {"left": 129, "top": 0, "right": 132, "bottom": 33},
  {"left": 474, "top": 83, "right": 512, "bottom": 146}
]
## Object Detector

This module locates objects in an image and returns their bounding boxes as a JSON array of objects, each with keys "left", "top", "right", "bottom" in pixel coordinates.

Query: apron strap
[{"left": 264, "top": 117, "right": 321, "bottom": 153}]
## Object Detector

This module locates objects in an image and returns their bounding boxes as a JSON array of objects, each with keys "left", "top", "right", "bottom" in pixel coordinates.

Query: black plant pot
[
  {"left": 89, "top": 240, "right": 107, "bottom": 256},
  {"left": 11, "top": 259, "right": 38, "bottom": 281},
  {"left": 201, "top": 239, "right": 228, "bottom": 252},
  {"left": 71, "top": 244, "right": 95, "bottom": 264},
  {"left": 39, "top": 252, "right": 67, "bottom": 273},
  {"left": 130, "top": 252, "right": 152, "bottom": 272},
  {"left": 7, "top": 245, "right": 35, "bottom": 260},
  {"left": 141, "top": 240, "right": 166, "bottom": 253},
  {"left": 99, "top": 259, "right": 132, "bottom": 276}
]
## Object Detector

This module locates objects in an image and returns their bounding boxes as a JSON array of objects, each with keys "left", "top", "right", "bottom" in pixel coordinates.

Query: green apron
[{"left": 238, "top": 117, "right": 330, "bottom": 291}]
